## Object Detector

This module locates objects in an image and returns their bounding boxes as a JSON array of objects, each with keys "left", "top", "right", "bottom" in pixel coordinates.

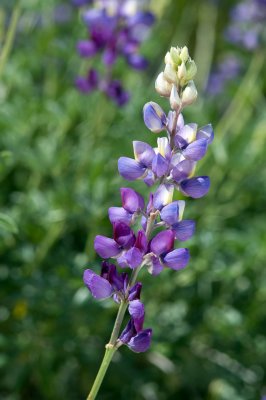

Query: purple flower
[
  {"left": 143, "top": 102, "right": 167, "bottom": 133},
  {"left": 83, "top": 261, "right": 127, "bottom": 300},
  {"left": 206, "top": 56, "right": 242, "bottom": 95},
  {"left": 82, "top": 45, "right": 213, "bottom": 368},
  {"left": 118, "top": 141, "right": 155, "bottom": 181},
  {"left": 75, "top": 69, "right": 98, "bottom": 93},
  {"left": 225, "top": 0, "right": 266, "bottom": 50},
  {"left": 77, "top": 40, "right": 97, "bottom": 57},
  {"left": 117, "top": 230, "right": 148, "bottom": 269},
  {"left": 105, "top": 80, "right": 130, "bottom": 106},
  {"left": 180, "top": 176, "right": 210, "bottom": 199},
  {"left": 75, "top": 0, "right": 155, "bottom": 105},
  {"left": 109, "top": 188, "right": 144, "bottom": 225},
  {"left": 160, "top": 201, "right": 196, "bottom": 241},
  {"left": 83, "top": 261, "right": 143, "bottom": 303},
  {"left": 119, "top": 300, "right": 152, "bottom": 353},
  {"left": 94, "top": 222, "right": 135, "bottom": 259},
  {"left": 147, "top": 230, "right": 190, "bottom": 275}
]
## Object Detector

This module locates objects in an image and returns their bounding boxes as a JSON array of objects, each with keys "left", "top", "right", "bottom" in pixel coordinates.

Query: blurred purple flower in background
[
  {"left": 207, "top": 0, "right": 266, "bottom": 95},
  {"left": 74, "top": 0, "right": 155, "bottom": 105},
  {"left": 226, "top": 0, "right": 266, "bottom": 50},
  {"left": 206, "top": 55, "right": 242, "bottom": 95}
]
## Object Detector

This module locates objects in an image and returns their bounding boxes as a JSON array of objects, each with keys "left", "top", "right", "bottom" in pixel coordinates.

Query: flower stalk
[{"left": 84, "top": 45, "right": 214, "bottom": 399}]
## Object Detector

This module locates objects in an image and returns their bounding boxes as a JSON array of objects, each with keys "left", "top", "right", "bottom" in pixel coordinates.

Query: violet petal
[
  {"left": 183, "top": 138, "right": 208, "bottom": 161},
  {"left": 127, "top": 329, "right": 152, "bottom": 353},
  {"left": 108, "top": 207, "right": 132, "bottom": 225},
  {"left": 172, "top": 220, "right": 196, "bottom": 241},
  {"left": 152, "top": 153, "right": 169, "bottom": 178},
  {"left": 113, "top": 222, "right": 135, "bottom": 248},
  {"left": 120, "top": 187, "right": 144, "bottom": 213},
  {"left": 94, "top": 235, "right": 120, "bottom": 258},
  {"left": 143, "top": 101, "right": 167, "bottom": 133},
  {"left": 196, "top": 124, "right": 214, "bottom": 144},
  {"left": 133, "top": 141, "right": 155, "bottom": 167},
  {"left": 118, "top": 157, "right": 145, "bottom": 181},
  {"left": 150, "top": 230, "right": 175, "bottom": 256},
  {"left": 128, "top": 282, "right": 142, "bottom": 301},
  {"left": 125, "top": 247, "right": 143, "bottom": 269},
  {"left": 180, "top": 176, "right": 210, "bottom": 198},
  {"left": 163, "top": 248, "right": 190, "bottom": 270},
  {"left": 83, "top": 269, "right": 113, "bottom": 299},
  {"left": 129, "top": 299, "right": 145, "bottom": 331},
  {"left": 160, "top": 201, "right": 180, "bottom": 226}
]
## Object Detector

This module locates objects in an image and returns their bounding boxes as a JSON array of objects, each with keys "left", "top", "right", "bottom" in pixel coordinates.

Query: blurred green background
[{"left": 1, "top": 0, "right": 266, "bottom": 399}]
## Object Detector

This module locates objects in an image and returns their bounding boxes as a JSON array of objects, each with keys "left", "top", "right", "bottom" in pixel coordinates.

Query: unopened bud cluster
[{"left": 155, "top": 46, "right": 197, "bottom": 110}]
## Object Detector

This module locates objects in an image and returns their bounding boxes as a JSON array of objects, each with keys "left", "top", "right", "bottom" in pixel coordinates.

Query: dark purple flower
[
  {"left": 83, "top": 261, "right": 128, "bottom": 300},
  {"left": 75, "top": 1, "right": 155, "bottom": 105},
  {"left": 94, "top": 222, "right": 135, "bottom": 259},
  {"left": 128, "top": 282, "right": 142, "bottom": 301},
  {"left": 105, "top": 80, "right": 130, "bottom": 106},
  {"left": 117, "top": 230, "right": 147, "bottom": 269},
  {"left": 119, "top": 300, "right": 152, "bottom": 353},
  {"left": 83, "top": 269, "right": 113, "bottom": 299}
]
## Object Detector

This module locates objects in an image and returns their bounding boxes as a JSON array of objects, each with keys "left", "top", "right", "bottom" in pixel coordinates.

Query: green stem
[
  {"left": 108, "top": 301, "right": 128, "bottom": 346},
  {"left": 87, "top": 212, "right": 157, "bottom": 399},
  {"left": 87, "top": 346, "right": 116, "bottom": 400},
  {"left": 0, "top": 1, "right": 21, "bottom": 79}
]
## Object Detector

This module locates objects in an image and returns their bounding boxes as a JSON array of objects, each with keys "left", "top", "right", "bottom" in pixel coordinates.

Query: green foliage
[{"left": 0, "top": 0, "right": 266, "bottom": 399}]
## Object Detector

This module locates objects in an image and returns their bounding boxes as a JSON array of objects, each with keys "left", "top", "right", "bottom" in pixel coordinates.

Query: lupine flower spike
[
  {"left": 74, "top": 0, "right": 155, "bottom": 106},
  {"left": 84, "top": 45, "right": 214, "bottom": 399}
]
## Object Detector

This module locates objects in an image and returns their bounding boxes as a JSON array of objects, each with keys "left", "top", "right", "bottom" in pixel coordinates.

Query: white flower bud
[
  {"left": 155, "top": 72, "right": 172, "bottom": 97},
  {"left": 170, "top": 46, "right": 181, "bottom": 65},
  {"left": 164, "top": 51, "right": 172, "bottom": 65},
  {"left": 180, "top": 46, "right": 189, "bottom": 63},
  {"left": 177, "top": 62, "right": 187, "bottom": 84},
  {"left": 181, "top": 81, "right": 198, "bottom": 106},
  {"left": 163, "top": 63, "right": 177, "bottom": 84},
  {"left": 170, "top": 84, "right": 181, "bottom": 110},
  {"left": 186, "top": 60, "right": 197, "bottom": 81}
]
